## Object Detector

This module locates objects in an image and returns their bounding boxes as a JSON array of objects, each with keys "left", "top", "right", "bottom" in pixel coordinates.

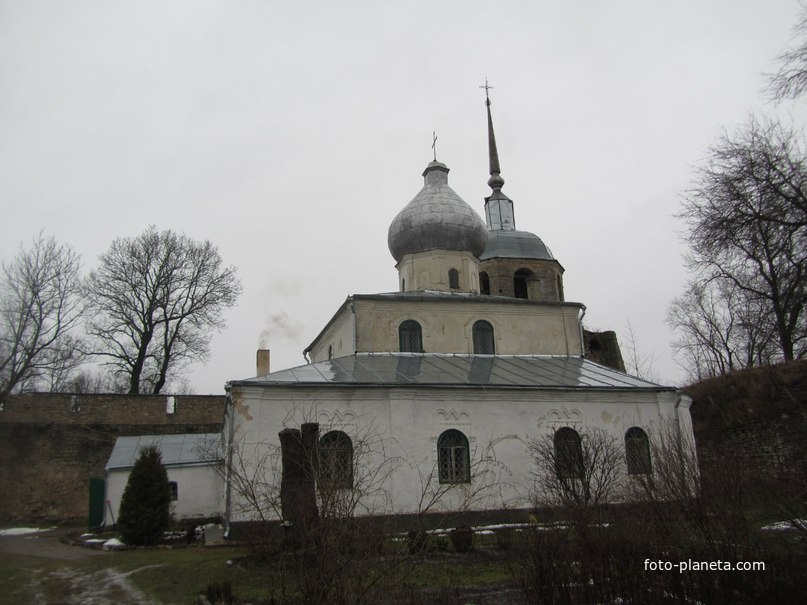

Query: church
[{"left": 223, "top": 91, "right": 695, "bottom": 526}]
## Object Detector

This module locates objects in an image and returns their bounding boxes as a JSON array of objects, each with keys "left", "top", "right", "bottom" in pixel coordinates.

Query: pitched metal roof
[
  {"left": 231, "top": 353, "right": 673, "bottom": 391},
  {"left": 106, "top": 433, "right": 222, "bottom": 471}
]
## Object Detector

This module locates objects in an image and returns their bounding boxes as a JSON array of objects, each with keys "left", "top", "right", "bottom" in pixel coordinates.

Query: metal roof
[
  {"left": 233, "top": 353, "right": 673, "bottom": 391},
  {"left": 479, "top": 229, "right": 556, "bottom": 261},
  {"left": 106, "top": 433, "right": 222, "bottom": 471},
  {"left": 387, "top": 161, "right": 488, "bottom": 262}
]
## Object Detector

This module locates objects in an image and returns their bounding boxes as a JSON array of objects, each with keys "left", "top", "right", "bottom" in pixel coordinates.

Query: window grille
[
  {"left": 319, "top": 431, "right": 353, "bottom": 488},
  {"left": 472, "top": 320, "right": 495, "bottom": 354},
  {"left": 437, "top": 429, "right": 470, "bottom": 484},
  {"left": 399, "top": 319, "right": 424, "bottom": 352}
]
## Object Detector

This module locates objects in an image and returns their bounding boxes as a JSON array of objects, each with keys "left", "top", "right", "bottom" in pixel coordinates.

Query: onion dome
[{"left": 388, "top": 161, "right": 488, "bottom": 263}]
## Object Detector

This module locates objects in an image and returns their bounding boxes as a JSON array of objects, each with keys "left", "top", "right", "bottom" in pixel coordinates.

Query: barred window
[
  {"left": 319, "top": 431, "right": 353, "bottom": 488},
  {"left": 168, "top": 481, "right": 178, "bottom": 501},
  {"left": 472, "top": 320, "right": 495, "bottom": 354},
  {"left": 625, "top": 427, "right": 651, "bottom": 475},
  {"left": 554, "top": 427, "right": 583, "bottom": 479},
  {"left": 437, "top": 429, "right": 470, "bottom": 484},
  {"left": 399, "top": 319, "right": 423, "bottom": 353}
]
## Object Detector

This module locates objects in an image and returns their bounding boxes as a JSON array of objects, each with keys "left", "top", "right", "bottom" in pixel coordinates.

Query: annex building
[{"left": 223, "top": 93, "right": 695, "bottom": 525}]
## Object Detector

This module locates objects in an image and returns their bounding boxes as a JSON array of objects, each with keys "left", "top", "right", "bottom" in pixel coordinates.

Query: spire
[
  {"left": 481, "top": 79, "right": 505, "bottom": 191},
  {"left": 480, "top": 79, "right": 515, "bottom": 231}
]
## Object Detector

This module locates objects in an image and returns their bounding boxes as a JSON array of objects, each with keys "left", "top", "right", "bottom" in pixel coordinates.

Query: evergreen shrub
[{"left": 117, "top": 445, "right": 171, "bottom": 545}]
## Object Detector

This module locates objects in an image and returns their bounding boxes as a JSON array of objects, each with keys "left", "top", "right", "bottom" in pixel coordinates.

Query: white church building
[{"left": 223, "top": 93, "right": 694, "bottom": 526}]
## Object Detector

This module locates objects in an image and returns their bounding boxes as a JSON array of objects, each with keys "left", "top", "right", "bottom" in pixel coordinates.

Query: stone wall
[
  {"left": 687, "top": 360, "right": 807, "bottom": 491},
  {"left": 0, "top": 393, "right": 225, "bottom": 523}
]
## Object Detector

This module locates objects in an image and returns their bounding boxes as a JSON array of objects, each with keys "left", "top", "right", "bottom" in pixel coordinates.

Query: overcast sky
[{"left": 2, "top": 1, "right": 806, "bottom": 393}]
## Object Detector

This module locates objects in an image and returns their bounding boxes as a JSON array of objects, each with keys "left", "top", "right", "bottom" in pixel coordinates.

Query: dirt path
[
  {"left": 0, "top": 526, "right": 103, "bottom": 561},
  {"left": 1, "top": 527, "right": 164, "bottom": 604},
  {"left": 26, "top": 565, "right": 164, "bottom": 605}
]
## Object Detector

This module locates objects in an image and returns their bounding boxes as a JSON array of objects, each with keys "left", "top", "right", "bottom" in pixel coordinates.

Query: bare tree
[
  {"left": 86, "top": 226, "right": 242, "bottom": 394},
  {"left": 411, "top": 438, "right": 512, "bottom": 525},
  {"left": 679, "top": 116, "right": 807, "bottom": 362},
  {"left": 0, "top": 234, "right": 84, "bottom": 400},
  {"left": 767, "top": 7, "right": 807, "bottom": 100},
  {"left": 67, "top": 368, "right": 129, "bottom": 394},
  {"left": 628, "top": 422, "right": 700, "bottom": 510},
  {"left": 621, "top": 320, "right": 660, "bottom": 383},
  {"left": 213, "top": 421, "right": 409, "bottom": 605},
  {"left": 530, "top": 426, "right": 625, "bottom": 513},
  {"left": 667, "top": 279, "right": 778, "bottom": 382}
]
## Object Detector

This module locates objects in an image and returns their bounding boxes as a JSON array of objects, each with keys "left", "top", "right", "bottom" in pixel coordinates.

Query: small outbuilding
[{"left": 104, "top": 433, "right": 224, "bottom": 526}]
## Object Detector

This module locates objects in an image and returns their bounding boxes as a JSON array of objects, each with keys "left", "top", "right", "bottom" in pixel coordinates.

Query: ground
[
  {"left": 0, "top": 526, "right": 161, "bottom": 604},
  {"left": 0, "top": 525, "right": 522, "bottom": 604}
]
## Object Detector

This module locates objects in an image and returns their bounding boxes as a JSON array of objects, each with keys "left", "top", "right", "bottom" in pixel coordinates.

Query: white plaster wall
[
  {"left": 105, "top": 464, "right": 224, "bottom": 526},
  {"left": 227, "top": 384, "right": 688, "bottom": 522},
  {"left": 354, "top": 298, "right": 583, "bottom": 356},
  {"left": 396, "top": 249, "right": 481, "bottom": 293},
  {"left": 308, "top": 304, "right": 356, "bottom": 363}
]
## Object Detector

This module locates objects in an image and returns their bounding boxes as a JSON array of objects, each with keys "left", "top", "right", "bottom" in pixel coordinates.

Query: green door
[{"left": 88, "top": 478, "right": 105, "bottom": 530}]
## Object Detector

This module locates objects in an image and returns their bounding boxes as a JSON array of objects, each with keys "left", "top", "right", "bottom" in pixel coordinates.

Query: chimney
[{"left": 256, "top": 349, "right": 271, "bottom": 376}]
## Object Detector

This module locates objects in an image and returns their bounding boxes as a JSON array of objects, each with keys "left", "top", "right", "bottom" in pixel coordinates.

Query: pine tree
[{"left": 117, "top": 445, "right": 171, "bottom": 545}]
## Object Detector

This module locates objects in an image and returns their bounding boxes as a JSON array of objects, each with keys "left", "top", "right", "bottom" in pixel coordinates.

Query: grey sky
[{"left": 2, "top": 1, "right": 805, "bottom": 393}]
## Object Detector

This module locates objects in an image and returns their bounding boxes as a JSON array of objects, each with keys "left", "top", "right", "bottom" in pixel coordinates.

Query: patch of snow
[
  {"left": 103, "top": 537, "right": 126, "bottom": 550},
  {"left": 0, "top": 527, "right": 53, "bottom": 536},
  {"left": 761, "top": 519, "right": 807, "bottom": 531}
]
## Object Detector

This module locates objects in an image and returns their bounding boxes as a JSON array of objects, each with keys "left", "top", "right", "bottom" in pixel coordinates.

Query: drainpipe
[
  {"left": 349, "top": 301, "right": 357, "bottom": 354},
  {"left": 578, "top": 304, "right": 587, "bottom": 358},
  {"left": 223, "top": 386, "right": 235, "bottom": 537}
]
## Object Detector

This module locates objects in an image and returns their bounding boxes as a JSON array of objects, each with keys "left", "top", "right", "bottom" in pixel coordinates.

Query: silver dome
[
  {"left": 479, "top": 229, "right": 555, "bottom": 261},
  {"left": 388, "top": 161, "right": 488, "bottom": 263}
]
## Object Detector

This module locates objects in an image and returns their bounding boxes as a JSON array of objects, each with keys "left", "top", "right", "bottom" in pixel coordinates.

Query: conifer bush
[{"left": 117, "top": 445, "right": 172, "bottom": 545}]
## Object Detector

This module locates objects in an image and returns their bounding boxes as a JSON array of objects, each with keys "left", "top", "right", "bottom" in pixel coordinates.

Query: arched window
[
  {"left": 472, "top": 320, "right": 495, "bottom": 354},
  {"left": 554, "top": 427, "right": 583, "bottom": 479},
  {"left": 437, "top": 429, "right": 470, "bottom": 484},
  {"left": 319, "top": 430, "right": 353, "bottom": 488},
  {"left": 514, "top": 268, "right": 532, "bottom": 299},
  {"left": 399, "top": 320, "right": 423, "bottom": 352},
  {"left": 448, "top": 268, "right": 459, "bottom": 289},
  {"left": 480, "top": 272, "right": 490, "bottom": 295},
  {"left": 625, "top": 427, "right": 651, "bottom": 475}
]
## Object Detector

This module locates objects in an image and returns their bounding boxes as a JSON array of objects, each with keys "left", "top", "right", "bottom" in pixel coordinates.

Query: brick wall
[
  {"left": 583, "top": 329, "right": 626, "bottom": 373},
  {"left": 0, "top": 393, "right": 225, "bottom": 523}
]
